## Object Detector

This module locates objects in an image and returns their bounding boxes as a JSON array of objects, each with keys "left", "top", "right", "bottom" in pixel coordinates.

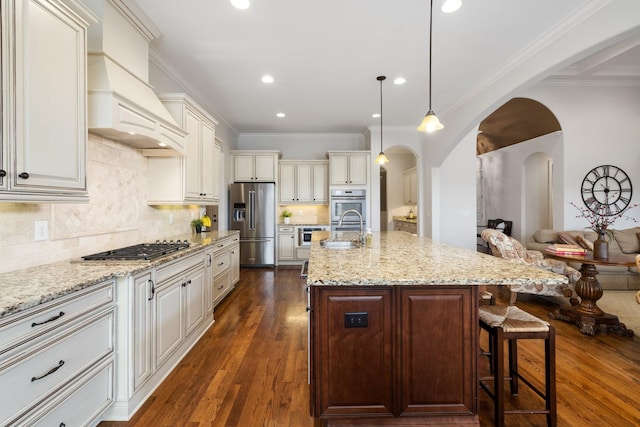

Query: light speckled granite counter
[
  {"left": 308, "top": 231, "right": 568, "bottom": 287},
  {"left": 0, "top": 230, "right": 239, "bottom": 319}
]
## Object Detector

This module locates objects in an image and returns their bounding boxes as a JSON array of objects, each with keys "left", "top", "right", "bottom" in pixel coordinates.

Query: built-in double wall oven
[{"left": 330, "top": 189, "right": 366, "bottom": 231}]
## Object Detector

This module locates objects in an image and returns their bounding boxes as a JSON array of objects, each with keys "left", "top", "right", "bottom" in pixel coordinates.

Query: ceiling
[{"left": 133, "top": 0, "right": 640, "bottom": 136}]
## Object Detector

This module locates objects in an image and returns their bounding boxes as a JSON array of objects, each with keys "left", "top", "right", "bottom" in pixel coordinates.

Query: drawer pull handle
[
  {"left": 217, "top": 262, "right": 225, "bottom": 267},
  {"left": 148, "top": 279, "right": 155, "bottom": 301},
  {"left": 31, "top": 311, "right": 65, "bottom": 327},
  {"left": 31, "top": 360, "right": 64, "bottom": 382}
]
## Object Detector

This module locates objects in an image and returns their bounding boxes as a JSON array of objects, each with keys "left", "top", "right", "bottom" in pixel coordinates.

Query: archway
[
  {"left": 379, "top": 146, "right": 418, "bottom": 233},
  {"left": 477, "top": 98, "right": 562, "bottom": 242}
]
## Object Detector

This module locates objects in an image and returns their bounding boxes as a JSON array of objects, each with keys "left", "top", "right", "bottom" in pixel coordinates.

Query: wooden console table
[{"left": 545, "top": 250, "right": 635, "bottom": 337}]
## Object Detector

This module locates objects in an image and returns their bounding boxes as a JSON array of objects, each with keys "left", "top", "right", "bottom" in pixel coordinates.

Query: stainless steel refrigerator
[{"left": 229, "top": 182, "right": 276, "bottom": 266}]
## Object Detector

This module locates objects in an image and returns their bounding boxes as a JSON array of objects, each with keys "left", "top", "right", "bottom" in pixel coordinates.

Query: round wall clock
[{"left": 581, "top": 164, "right": 632, "bottom": 216}]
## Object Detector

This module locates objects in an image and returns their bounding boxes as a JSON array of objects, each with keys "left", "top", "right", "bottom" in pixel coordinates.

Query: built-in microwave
[{"left": 298, "top": 226, "right": 329, "bottom": 246}]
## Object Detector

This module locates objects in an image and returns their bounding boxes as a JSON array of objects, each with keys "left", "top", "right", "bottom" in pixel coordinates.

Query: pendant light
[
  {"left": 417, "top": 0, "right": 444, "bottom": 133},
  {"left": 375, "top": 76, "right": 390, "bottom": 165}
]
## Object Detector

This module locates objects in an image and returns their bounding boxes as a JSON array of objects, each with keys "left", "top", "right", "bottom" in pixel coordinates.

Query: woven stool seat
[
  {"left": 479, "top": 305, "right": 549, "bottom": 332},
  {"left": 479, "top": 305, "right": 556, "bottom": 427}
]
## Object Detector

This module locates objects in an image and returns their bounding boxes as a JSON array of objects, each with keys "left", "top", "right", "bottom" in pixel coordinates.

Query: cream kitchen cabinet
[
  {"left": 278, "top": 226, "right": 296, "bottom": 261},
  {"left": 230, "top": 241, "right": 240, "bottom": 287},
  {"left": 154, "top": 252, "right": 206, "bottom": 369},
  {"left": 328, "top": 152, "right": 369, "bottom": 186},
  {"left": 0, "top": 280, "right": 115, "bottom": 426},
  {"left": 403, "top": 167, "right": 417, "bottom": 204},
  {"left": 212, "top": 140, "right": 223, "bottom": 202},
  {"left": 0, "top": 0, "right": 95, "bottom": 202},
  {"left": 279, "top": 161, "right": 328, "bottom": 204},
  {"left": 212, "top": 235, "right": 240, "bottom": 308},
  {"left": 232, "top": 150, "right": 279, "bottom": 182},
  {"left": 147, "top": 94, "right": 219, "bottom": 205},
  {"left": 108, "top": 250, "right": 212, "bottom": 421}
]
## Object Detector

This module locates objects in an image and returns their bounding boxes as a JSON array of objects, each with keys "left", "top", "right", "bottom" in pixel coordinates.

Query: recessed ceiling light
[
  {"left": 231, "top": 0, "right": 250, "bottom": 10},
  {"left": 276, "top": 113, "right": 286, "bottom": 118},
  {"left": 158, "top": 142, "right": 167, "bottom": 147},
  {"left": 261, "top": 75, "right": 274, "bottom": 83},
  {"left": 372, "top": 113, "right": 381, "bottom": 118},
  {"left": 441, "top": 0, "right": 461, "bottom": 13},
  {"left": 393, "top": 77, "right": 406, "bottom": 85}
]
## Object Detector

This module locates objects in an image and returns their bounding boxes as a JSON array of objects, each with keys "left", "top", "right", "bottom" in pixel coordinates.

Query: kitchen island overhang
[{"left": 306, "top": 231, "right": 566, "bottom": 426}]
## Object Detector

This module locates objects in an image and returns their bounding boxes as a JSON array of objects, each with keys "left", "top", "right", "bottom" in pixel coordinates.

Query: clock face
[{"left": 581, "top": 165, "right": 632, "bottom": 216}]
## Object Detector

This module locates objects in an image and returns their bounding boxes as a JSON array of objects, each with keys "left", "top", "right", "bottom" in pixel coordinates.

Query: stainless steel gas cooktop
[{"left": 81, "top": 240, "right": 190, "bottom": 262}]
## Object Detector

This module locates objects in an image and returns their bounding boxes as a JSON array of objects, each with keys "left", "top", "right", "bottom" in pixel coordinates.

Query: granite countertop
[
  {"left": 0, "top": 230, "right": 239, "bottom": 319},
  {"left": 393, "top": 216, "right": 417, "bottom": 224},
  {"left": 308, "top": 231, "right": 568, "bottom": 287}
]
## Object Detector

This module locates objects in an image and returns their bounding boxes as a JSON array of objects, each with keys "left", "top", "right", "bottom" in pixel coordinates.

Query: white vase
[{"left": 284, "top": 217, "right": 290, "bottom": 224}]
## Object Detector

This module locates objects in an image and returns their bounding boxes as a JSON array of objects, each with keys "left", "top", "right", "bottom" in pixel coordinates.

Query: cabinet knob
[
  {"left": 0, "top": 170, "right": 6, "bottom": 177},
  {"left": 19, "top": 172, "right": 30, "bottom": 179}
]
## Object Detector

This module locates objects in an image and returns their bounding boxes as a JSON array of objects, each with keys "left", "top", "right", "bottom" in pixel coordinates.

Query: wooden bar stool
[{"left": 479, "top": 305, "right": 557, "bottom": 427}]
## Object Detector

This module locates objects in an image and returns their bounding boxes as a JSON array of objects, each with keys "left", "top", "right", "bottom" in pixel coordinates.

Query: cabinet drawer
[
  {"left": 156, "top": 251, "right": 204, "bottom": 283},
  {"left": 213, "top": 251, "right": 231, "bottom": 276},
  {"left": 0, "top": 280, "right": 115, "bottom": 357},
  {"left": 19, "top": 359, "right": 114, "bottom": 426},
  {"left": 0, "top": 310, "right": 114, "bottom": 425},
  {"left": 212, "top": 237, "right": 233, "bottom": 254}
]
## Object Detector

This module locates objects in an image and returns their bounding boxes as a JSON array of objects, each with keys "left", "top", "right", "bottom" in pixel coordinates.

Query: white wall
[
  {"left": 479, "top": 131, "right": 564, "bottom": 242},
  {"left": 522, "top": 84, "right": 640, "bottom": 231},
  {"left": 437, "top": 128, "right": 477, "bottom": 249},
  {"left": 237, "top": 133, "right": 365, "bottom": 160},
  {"left": 478, "top": 85, "right": 640, "bottom": 244}
]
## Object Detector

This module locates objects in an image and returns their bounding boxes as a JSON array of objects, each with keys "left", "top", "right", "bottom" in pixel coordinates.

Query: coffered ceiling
[{"left": 133, "top": 0, "right": 640, "bottom": 135}]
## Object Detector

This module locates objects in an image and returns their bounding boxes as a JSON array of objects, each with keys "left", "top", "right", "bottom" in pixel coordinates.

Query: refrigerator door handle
[
  {"left": 249, "top": 190, "right": 256, "bottom": 230},
  {"left": 241, "top": 238, "right": 272, "bottom": 243}
]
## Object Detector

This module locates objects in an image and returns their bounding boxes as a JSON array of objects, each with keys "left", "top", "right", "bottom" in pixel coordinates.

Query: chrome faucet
[{"left": 338, "top": 209, "right": 365, "bottom": 244}]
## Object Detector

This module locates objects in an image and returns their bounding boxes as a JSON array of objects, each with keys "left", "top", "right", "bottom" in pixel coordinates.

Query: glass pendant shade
[
  {"left": 376, "top": 151, "right": 389, "bottom": 165},
  {"left": 417, "top": 111, "right": 444, "bottom": 133}
]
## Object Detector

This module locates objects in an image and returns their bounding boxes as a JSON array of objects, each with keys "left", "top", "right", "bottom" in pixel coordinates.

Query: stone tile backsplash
[{"left": 0, "top": 134, "right": 200, "bottom": 274}]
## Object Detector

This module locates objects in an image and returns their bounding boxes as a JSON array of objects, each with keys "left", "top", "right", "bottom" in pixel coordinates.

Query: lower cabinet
[
  {"left": 107, "top": 250, "right": 212, "bottom": 421},
  {"left": 212, "top": 235, "right": 240, "bottom": 308},
  {"left": 0, "top": 280, "right": 116, "bottom": 426},
  {"left": 394, "top": 219, "right": 417, "bottom": 234},
  {"left": 310, "top": 285, "right": 477, "bottom": 424}
]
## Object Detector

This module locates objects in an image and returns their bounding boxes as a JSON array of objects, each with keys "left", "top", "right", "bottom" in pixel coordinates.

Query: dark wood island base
[{"left": 309, "top": 285, "right": 480, "bottom": 427}]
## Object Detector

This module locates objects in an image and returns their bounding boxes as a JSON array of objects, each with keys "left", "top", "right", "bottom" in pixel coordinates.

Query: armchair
[{"left": 481, "top": 228, "right": 579, "bottom": 305}]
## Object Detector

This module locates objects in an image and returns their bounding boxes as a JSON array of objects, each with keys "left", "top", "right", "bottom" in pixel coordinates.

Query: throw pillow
[
  {"left": 611, "top": 227, "right": 640, "bottom": 253},
  {"left": 575, "top": 235, "right": 594, "bottom": 251},
  {"left": 558, "top": 232, "right": 580, "bottom": 247}
]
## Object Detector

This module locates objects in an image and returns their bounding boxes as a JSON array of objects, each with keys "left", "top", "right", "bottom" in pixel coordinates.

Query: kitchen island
[{"left": 307, "top": 231, "right": 567, "bottom": 426}]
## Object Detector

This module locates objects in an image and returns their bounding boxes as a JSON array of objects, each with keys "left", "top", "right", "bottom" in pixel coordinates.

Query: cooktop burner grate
[{"left": 81, "top": 240, "right": 190, "bottom": 261}]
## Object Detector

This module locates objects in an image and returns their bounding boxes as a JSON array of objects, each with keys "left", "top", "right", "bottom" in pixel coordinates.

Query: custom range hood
[{"left": 85, "top": 0, "right": 186, "bottom": 155}]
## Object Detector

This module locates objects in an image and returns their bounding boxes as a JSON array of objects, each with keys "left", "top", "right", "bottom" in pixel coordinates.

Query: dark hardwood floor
[{"left": 99, "top": 267, "right": 640, "bottom": 427}]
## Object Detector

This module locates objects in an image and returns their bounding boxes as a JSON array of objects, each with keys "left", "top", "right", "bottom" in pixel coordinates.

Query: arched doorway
[
  {"left": 477, "top": 98, "right": 562, "bottom": 242},
  {"left": 378, "top": 147, "right": 418, "bottom": 232}
]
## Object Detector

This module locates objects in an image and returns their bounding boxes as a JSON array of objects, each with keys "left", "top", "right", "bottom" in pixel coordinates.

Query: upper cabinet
[
  {"left": 279, "top": 160, "right": 328, "bottom": 204},
  {"left": 0, "top": 0, "right": 96, "bottom": 202},
  {"left": 232, "top": 151, "right": 279, "bottom": 182},
  {"left": 147, "top": 94, "right": 220, "bottom": 205},
  {"left": 328, "top": 151, "right": 369, "bottom": 186},
  {"left": 403, "top": 167, "right": 417, "bottom": 204}
]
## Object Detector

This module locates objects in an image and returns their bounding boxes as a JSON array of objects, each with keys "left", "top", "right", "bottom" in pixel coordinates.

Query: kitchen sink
[{"left": 319, "top": 239, "right": 362, "bottom": 249}]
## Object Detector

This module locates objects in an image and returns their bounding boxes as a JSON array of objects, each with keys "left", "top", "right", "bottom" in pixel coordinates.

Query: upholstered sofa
[{"left": 526, "top": 227, "right": 640, "bottom": 290}]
